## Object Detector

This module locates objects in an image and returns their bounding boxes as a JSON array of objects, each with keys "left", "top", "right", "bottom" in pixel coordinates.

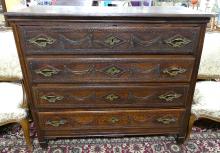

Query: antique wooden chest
[{"left": 5, "top": 6, "right": 211, "bottom": 147}]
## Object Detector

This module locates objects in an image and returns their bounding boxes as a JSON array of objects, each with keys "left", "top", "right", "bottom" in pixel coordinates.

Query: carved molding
[
  {"left": 70, "top": 93, "right": 96, "bottom": 101},
  {"left": 128, "top": 92, "right": 152, "bottom": 102},
  {"left": 59, "top": 33, "right": 93, "bottom": 47},
  {"left": 64, "top": 65, "right": 95, "bottom": 75},
  {"left": 131, "top": 34, "right": 161, "bottom": 47},
  {"left": 58, "top": 33, "right": 162, "bottom": 49}
]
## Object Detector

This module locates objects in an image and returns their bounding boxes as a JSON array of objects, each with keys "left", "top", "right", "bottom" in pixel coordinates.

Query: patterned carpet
[{"left": 0, "top": 121, "right": 219, "bottom": 153}]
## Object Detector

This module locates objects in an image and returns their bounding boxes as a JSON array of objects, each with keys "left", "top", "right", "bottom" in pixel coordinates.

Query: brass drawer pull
[
  {"left": 110, "top": 117, "right": 119, "bottom": 124},
  {"left": 157, "top": 116, "right": 176, "bottom": 125},
  {"left": 46, "top": 119, "right": 67, "bottom": 127},
  {"left": 159, "top": 91, "right": 182, "bottom": 102},
  {"left": 163, "top": 67, "right": 186, "bottom": 77},
  {"left": 40, "top": 95, "right": 64, "bottom": 103},
  {"left": 29, "top": 34, "right": 56, "bottom": 48},
  {"left": 164, "top": 35, "right": 191, "bottom": 48},
  {"left": 35, "top": 66, "right": 60, "bottom": 77}
]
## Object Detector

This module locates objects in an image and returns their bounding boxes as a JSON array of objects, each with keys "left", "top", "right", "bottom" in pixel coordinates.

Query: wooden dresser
[{"left": 5, "top": 6, "right": 211, "bottom": 147}]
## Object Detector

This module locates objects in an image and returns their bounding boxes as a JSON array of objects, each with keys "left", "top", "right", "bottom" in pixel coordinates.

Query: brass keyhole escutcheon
[{"left": 110, "top": 117, "right": 119, "bottom": 124}]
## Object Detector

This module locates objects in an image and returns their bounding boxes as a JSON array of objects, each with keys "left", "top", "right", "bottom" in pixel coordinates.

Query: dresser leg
[
  {"left": 176, "top": 135, "right": 186, "bottom": 144},
  {"left": 39, "top": 140, "right": 48, "bottom": 149}
]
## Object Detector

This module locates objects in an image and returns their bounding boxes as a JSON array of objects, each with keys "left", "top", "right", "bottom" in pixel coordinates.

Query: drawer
[
  {"left": 33, "top": 84, "right": 189, "bottom": 108},
  {"left": 37, "top": 109, "right": 185, "bottom": 130},
  {"left": 28, "top": 56, "right": 194, "bottom": 83},
  {"left": 42, "top": 128, "right": 181, "bottom": 138},
  {"left": 19, "top": 23, "right": 200, "bottom": 55}
]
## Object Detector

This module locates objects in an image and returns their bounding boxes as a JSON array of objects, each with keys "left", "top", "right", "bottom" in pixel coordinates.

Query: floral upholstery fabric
[
  {"left": 198, "top": 32, "right": 220, "bottom": 79},
  {"left": 192, "top": 81, "right": 220, "bottom": 119},
  {"left": 0, "top": 31, "right": 22, "bottom": 81},
  {"left": 0, "top": 83, "right": 26, "bottom": 123},
  {"left": 0, "top": 109, "right": 27, "bottom": 123}
]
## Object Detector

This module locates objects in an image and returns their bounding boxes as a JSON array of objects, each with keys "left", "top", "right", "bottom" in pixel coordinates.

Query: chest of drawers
[{"left": 6, "top": 6, "right": 211, "bottom": 147}]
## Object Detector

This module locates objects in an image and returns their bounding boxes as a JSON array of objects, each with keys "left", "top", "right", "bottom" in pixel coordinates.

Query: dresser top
[{"left": 5, "top": 6, "right": 213, "bottom": 19}]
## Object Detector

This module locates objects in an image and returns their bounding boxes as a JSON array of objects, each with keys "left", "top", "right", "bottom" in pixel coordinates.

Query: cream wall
[{"left": 5, "top": 0, "right": 26, "bottom": 11}]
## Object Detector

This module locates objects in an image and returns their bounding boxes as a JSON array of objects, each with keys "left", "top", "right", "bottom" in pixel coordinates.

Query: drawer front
[
  {"left": 28, "top": 56, "right": 194, "bottom": 83},
  {"left": 19, "top": 23, "right": 200, "bottom": 55},
  {"left": 38, "top": 109, "right": 185, "bottom": 130},
  {"left": 42, "top": 128, "right": 181, "bottom": 138},
  {"left": 33, "top": 84, "right": 189, "bottom": 108}
]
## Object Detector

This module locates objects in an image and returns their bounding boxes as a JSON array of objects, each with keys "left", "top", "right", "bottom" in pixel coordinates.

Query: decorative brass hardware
[
  {"left": 46, "top": 119, "right": 67, "bottom": 127},
  {"left": 103, "top": 65, "right": 124, "bottom": 77},
  {"left": 159, "top": 91, "right": 182, "bottom": 102},
  {"left": 164, "top": 35, "right": 191, "bottom": 48},
  {"left": 29, "top": 34, "right": 56, "bottom": 48},
  {"left": 156, "top": 116, "right": 176, "bottom": 125},
  {"left": 163, "top": 67, "right": 186, "bottom": 77},
  {"left": 104, "top": 35, "right": 122, "bottom": 47},
  {"left": 110, "top": 117, "right": 119, "bottom": 123},
  {"left": 40, "top": 95, "right": 64, "bottom": 103},
  {"left": 105, "top": 93, "right": 120, "bottom": 102},
  {"left": 35, "top": 66, "right": 60, "bottom": 77}
]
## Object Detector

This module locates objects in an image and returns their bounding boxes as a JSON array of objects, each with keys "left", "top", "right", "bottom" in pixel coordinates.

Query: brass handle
[
  {"left": 105, "top": 93, "right": 120, "bottom": 102},
  {"left": 40, "top": 95, "right": 64, "bottom": 103},
  {"left": 163, "top": 67, "right": 186, "bottom": 77},
  {"left": 164, "top": 35, "right": 191, "bottom": 48},
  {"left": 46, "top": 119, "right": 67, "bottom": 127},
  {"left": 159, "top": 91, "right": 182, "bottom": 102},
  {"left": 35, "top": 68, "right": 60, "bottom": 77},
  {"left": 110, "top": 117, "right": 119, "bottom": 124},
  {"left": 157, "top": 116, "right": 176, "bottom": 125},
  {"left": 29, "top": 35, "right": 56, "bottom": 48}
]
